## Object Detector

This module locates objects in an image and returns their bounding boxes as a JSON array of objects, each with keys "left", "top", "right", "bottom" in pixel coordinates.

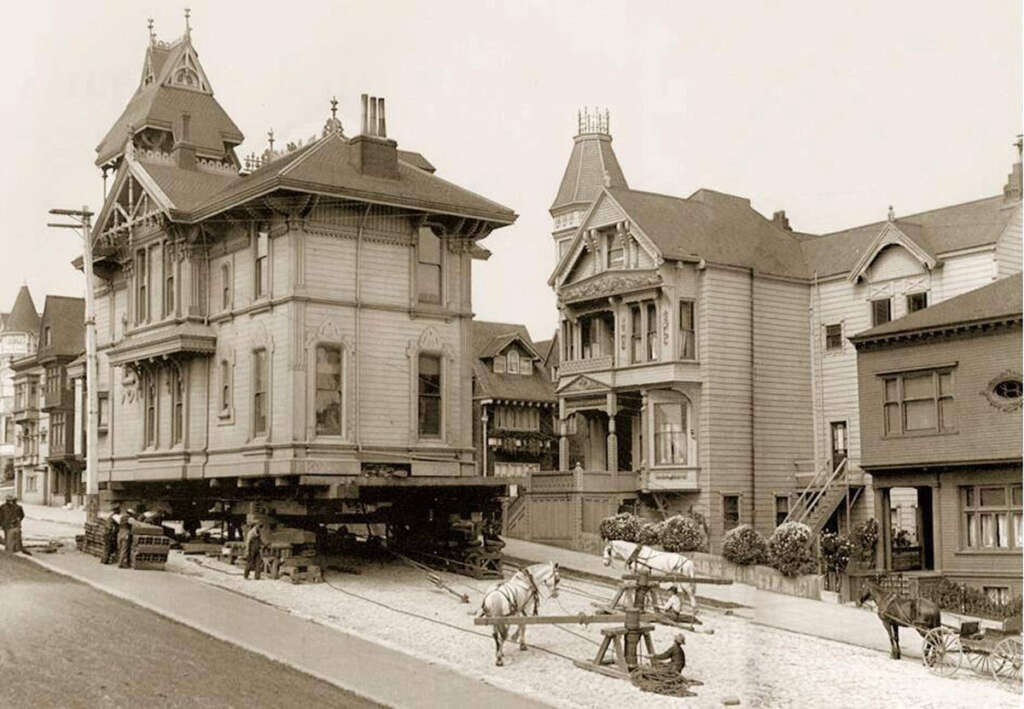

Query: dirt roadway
[{"left": 0, "top": 553, "right": 379, "bottom": 709}]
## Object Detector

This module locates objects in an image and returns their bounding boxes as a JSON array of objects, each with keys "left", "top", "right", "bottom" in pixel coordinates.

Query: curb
[{"left": 23, "top": 553, "right": 393, "bottom": 709}]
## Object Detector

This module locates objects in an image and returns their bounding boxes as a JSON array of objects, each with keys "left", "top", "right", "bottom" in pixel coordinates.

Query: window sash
[
  {"left": 221, "top": 264, "right": 231, "bottom": 310},
  {"left": 882, "top": 370, "right": 954, "bottom": 436},
  {"left": 653, "top": 402, "right": 686, "bottom": 465},
  {"left": 724, "top": 496, "right": 740, "bottom": 530},
  {"left": 825, "top": 324, "right": 843, "bottom": 350},
  {"left": 418, "top": 354, "right": 442, "bottom": 437},
  {"left": 961, "top": 484, "right": 1022, "bottom": 550},
  {"left": 679, "top": 302, "right": 696, "bottom": 359},
  {"left": 646, "top": 303, "right": 658, "bottom": 361},
  {"left": 906, "top": 292, "right": 928, "bottom": 313},
  {"left": 871, "top": 298, "right": 891, "bottom": 326},
  {"left": 171, "top": 370, "right": 184, "bottom": 444},
  {"left": 253, "top": 349, "right": 267, "bottom": 435},
  {"left": 315, "top": 345, "right": 343, "bottom": 436},
  {"left": 417, "top": 229, "right": 443, "bottom": 304}
]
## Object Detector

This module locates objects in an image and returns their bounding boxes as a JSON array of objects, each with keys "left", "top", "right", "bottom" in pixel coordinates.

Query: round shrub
[
  {"left": 767, "top": 521, "right": 816, "bottom": 577},
  {"left": 659, "top": 514, "right": 707, "bottom": 553},
  {"left": 851, "top": 518, "right": 880, "bottom": 562},
  {"left": 599, "top": 512, "right": 642, "bottom": 542},
  {"left": 637, "top": 521, "right": 662, "bottom": 547},
  {"left": 722, "top": 524, "right": 768, "bottom": 566},
  {"left": 818, "top": 531, "right": 852, "bottom": 575}
]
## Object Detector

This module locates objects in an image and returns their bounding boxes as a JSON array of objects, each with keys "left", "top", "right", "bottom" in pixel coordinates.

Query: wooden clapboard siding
[
  {"left": 996, "top": 205, "right": 1023, "bottom": 278},
  {"left": 702, "top": 266, "right": 753, "bottom": 545},
  {"left": 752, "top": 277, "right": 813, "bottom": 537},
  {"left": 933, "top": 249, "right": 997, "bottom": 301},
  {"left": 858, "top": 325, "right": 1023, "bottom": 467}
]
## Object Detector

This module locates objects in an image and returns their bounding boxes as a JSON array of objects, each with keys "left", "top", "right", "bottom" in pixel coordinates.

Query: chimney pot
[
  {"left": 361, "top": 94, "right": 369, "bottom": 135},
  {"left": 368, "top": 96, "right": 378, "bottom": 137},
  {"left": 377, "top": 97, "right": 387, "bottom": 138}
]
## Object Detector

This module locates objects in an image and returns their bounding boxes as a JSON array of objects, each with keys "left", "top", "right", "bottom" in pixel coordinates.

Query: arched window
[
  {"left": 507, "top": 349, "right": 520, "bottom": 375},
  {"left": 315, "top": 344, "right": 343, "bottom": 436}
]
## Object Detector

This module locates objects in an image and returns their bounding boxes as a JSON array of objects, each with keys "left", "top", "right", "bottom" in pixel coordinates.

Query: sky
[{"left": 1, "top": 1, "right": 1020, "bottom": 339}]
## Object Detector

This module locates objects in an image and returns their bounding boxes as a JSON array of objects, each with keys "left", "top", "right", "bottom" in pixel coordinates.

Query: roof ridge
[
  {"left": 822, "top": 194, "right": 1004, "bottom": 237},
  {"left": 276, "top": 133, "right": 336, "bottom": 178}
]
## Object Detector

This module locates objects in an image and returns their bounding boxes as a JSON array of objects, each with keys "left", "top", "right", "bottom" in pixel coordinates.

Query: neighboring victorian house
[
  {"left": 0, "top": 286, "right": 40, "bottom": 484},
  {"left": 471, "top": 321, "right": 556, "bottom": 477},
  {"left": 78, "top": 19, "right": 514, "bottom": 513},
  {"left": 11, "top": 296, "right": 85, "bottom": 506},
  {"left": 538, "top": 110, "right": 1022, "bottom": 552},
  {"left": 851, "top": 273, "right": 1022, "bottom": 598}
]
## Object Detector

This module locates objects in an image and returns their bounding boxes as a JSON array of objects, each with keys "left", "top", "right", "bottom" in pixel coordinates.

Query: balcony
[
  {"left": 560, "top": 355, "right": 614, "bottom": 376},
  {"left": 42, "top": 388, "right": 74, "bottom": 413},
  {"left": 641, "top": 467, "right": 700, "bottom": 491}
]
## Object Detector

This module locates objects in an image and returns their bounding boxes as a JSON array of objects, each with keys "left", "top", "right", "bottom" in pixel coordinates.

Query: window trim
[
  {"left": 880, "top": 367, "right": 956, "bottom": 438},
  {"left": 136, "top": 247, "right": 150, "bottom": 324},
  {"left": 163, "top": 242, "right": 177, "bottom": 319},
  {"left": 170, "top": 366, "right": 185, "bottom": 446},
  {"left": 906, "top": 291, "right": 928, "bottom": 314},
  {"left": 959, "top": 483, "right": 1022, "bottom": 552},
  {"left": 312, "top": 341, "right": 347, "bottom": 440},
  {"left": 678, "top": 299, "right": 697, "bottom": 361},
  {"left": 417, "top": 352, "right": 444, "bottom": 440},
  {"left": 252, "top": 348, "right": 269, "bottom": 438},
  {"left": 97, "top": 391, "right": 110, "bottom": 434},
  {"left": 647, "top": 391, "right": 697, "bottom": 469},
  {"left": 722, "top": 492, "right": 742, "bottom": 533},
  {"left": 824, "top": 323, "right": 843, "bottom": 352},
  {"left": 774, "top": 494, "right": 790, "bottom": 527},
  {"left": 415, "top": 225, "right": 445, "bottom": 307},
  {"left": 143, "top": 369, "right": 158, "bottom": 449},
  {"left": 221, "top": 262, "right": 232, "bottom": 312},
  {"left": 871, "top": 297, "right": 892, "bottom": 327},
  {"left": 254, "top": 225, "right": 270, "bottom": 302}
]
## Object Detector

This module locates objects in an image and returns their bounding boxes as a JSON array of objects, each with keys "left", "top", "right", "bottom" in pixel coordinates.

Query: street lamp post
[{"left": 47, "top": 207, "right": 99, "bottom": 522}]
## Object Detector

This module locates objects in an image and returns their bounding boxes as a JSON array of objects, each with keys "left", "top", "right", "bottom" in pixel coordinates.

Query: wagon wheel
[
  {"left": 922, "top": 627, "right": 962, "bottom": 677},
  {"left": 964, "top": 644, "right": 990, "bottom": 676},
  {"left": 990, "top": 637, "right": 1022, "bottom": 692}
]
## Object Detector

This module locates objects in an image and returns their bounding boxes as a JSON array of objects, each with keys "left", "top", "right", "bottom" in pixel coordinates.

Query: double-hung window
[
  {"left": 171, "top": 368, "right": 184, "bottom": 445},
  {"left": 417, "top": 227, "right": 442, "bottom": 305},
  {"left": 630, "top": 306, "right": 642, "bottom": 364},
  {"left": 825, "top": 324, "right": 843, "bottom": 351},
  {"left": 315, "top": 345, "right": 343, "bottom": 436},
  {"left": 653, "top": 401, "right": 687, "bottom": 465},
  {"left": 221, "top": 263, "right": 231, "bottom": 311},
  {"left": 723, "top": 495, "right": 740, "bottom": 532},
  {"left": 255, "top": 228, "right": 269, "bottom": 299},
  {"left": 906, "top": 292, "right": 928, "bottom": 313},
  {"left": 961, "top": 485, "right": 1022, "bottom": 550},
  {"left": 882, "top": 369, "right": 955, "bottom": 436},
  {"left": 507, "top": 350, "right": 520, "bottom": 375},
  {"left": 253, "top": 349, "right": 268, "bottom": 435},
  {"left": 418, "top": 354, "right": 442, "bottom": 437},
  {"left": 164, "top": 245, "right": 175, "bottom": 317},
  {"left": 144, "top": 372, "right": 157, "bottom": 448},
  {"left": 871, "top": 298, "right": 892, "bottom": 327},
  {"left": 679, "top": 301, "right": 695, "bottom": 359},
  {"left": 646, "top": 303, "right": 658, "bottom": 361},
  {"left": 136, "top": 248, "right": 149, "bottom": 323}
]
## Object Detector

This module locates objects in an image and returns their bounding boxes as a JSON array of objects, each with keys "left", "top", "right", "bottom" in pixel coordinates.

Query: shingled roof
[
  {"left": 606, "top": 187, "right": 810, "bottom": 279},
  {"left": 551, "top": 132, "right": 628, "bottom": 213},
  {"left": 801, "top": 195, "right": 1014, "bottom": 279},
  {"left": 3, "top": 286, "right": 40, "bottom": 334},
  {"left": 851, "top": 273, "right": 1022, "bottom": 342},
  {"left": 472, "top": 321, "right": 556, "bottom": 404},
  {"left": 133, "top": 131, "right": 515, "bottom": 225},
  {"left": 95, "top": 34, "right": 243, "bottom": 167},
  {"left": 36, "top": 296, "right": 85, "bottom": 361}
]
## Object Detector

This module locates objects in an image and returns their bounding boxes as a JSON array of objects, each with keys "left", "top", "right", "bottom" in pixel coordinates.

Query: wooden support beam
[
  {"left": 621, "top": 573, "right": 732, "bottom": 585},
  {"left": 474, "top": 613, "right": 659, "bottom": 627}
]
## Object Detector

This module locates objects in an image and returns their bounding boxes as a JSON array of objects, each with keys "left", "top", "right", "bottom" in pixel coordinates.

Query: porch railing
[{"left": 559, "top": 355, "right": 614, "bottom": 375}]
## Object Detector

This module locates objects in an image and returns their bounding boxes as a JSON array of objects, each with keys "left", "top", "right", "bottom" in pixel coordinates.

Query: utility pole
[{"left": 47, "top": 206, "right": 98, "bottom": 523}]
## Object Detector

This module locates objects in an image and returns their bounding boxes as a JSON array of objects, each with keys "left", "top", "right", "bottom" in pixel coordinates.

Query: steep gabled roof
[
  {"left": 802, "top": 195, "right": 1014, "bottom": 279},
  {"left": 4, "top": 286, "right": 40, "bottom": 334},
  {"left": 551, "top": 132, "right": 628, "bottom": 213},
  {"left": 96, "top": 34, "right": 243, "bottom": 167},
  {"left": 845, "top": 219, "right": 940, "bottom": 283},
  {"left": 471, "top": 321, "right": 555, "bottom": 404},
  {"left": 603, "top": 186, "right": 810, "bottom": 279},
  {"left": 36, "top": 296, "right": 85, "bottom": 360},
  {"left": 852, "top": 273, "right": 1022, "bottom": 342}
]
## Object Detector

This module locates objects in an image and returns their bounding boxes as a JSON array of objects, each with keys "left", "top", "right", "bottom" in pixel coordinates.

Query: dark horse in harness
[{"left": 858, "top": 579, "right": 941, "bottom": 659}]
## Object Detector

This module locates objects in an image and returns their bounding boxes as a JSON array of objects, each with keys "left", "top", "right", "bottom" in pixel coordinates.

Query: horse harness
[
  {"left": 872, "top": 586, "right": 917, "bottom": 627},
  {"left": 495, "top": 567, "right": 542, "bottom": 616}
]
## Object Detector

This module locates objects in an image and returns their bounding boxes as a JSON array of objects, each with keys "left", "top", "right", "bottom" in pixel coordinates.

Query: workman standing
[
  {"left": 116, "top": 512, "right": 133, "bottom": 568},
  {"left": 243, "top": 522, "right": 264, "bottom": 580},
  {"left": 101, "top": 514, "right": 119, "bottom": 564},
  {"left": 0, "top": 495, "right": 29, "bottom": 555},
  {"left": 652, "top": 633, "right": 687, "bottom": 675}
]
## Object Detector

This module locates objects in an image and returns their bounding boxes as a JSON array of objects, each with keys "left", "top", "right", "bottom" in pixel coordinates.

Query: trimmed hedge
[
  {"left": 722, "top": 524, "right": 768, "bottom": 566},
  {"left": 637, "top": 521, "right": 662, "bottom": 546},
  {"left": 768, "top": 521, "right": 816, "bottom": 577},
  {"left": 599, "top": 513, "right": 642, "bottom": 542},
  {"left": 921, "top": 578, "right": 1024, "bottom": 621},
  {"left": 660, "top": 514, "right": 708, "bottom": 553}
]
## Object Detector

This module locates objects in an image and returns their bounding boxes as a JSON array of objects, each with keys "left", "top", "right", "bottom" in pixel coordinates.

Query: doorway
[{"left": 830, "top": 421, "right": 848, "bottom": 471}]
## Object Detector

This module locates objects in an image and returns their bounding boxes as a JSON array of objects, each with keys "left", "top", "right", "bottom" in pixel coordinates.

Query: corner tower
[
  {"left": 95, "top": 12, "right": 244, "bottom": 174},
  {"left": 549, "top": 108, "right": 628, "bottom": 262}
]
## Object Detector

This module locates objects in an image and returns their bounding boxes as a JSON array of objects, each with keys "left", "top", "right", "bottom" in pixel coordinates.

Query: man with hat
[
  {"left": 0, "top": 494, "right": 29, "bottom": 555},
  {"left": 116, "top": 510, "right": 134, "bottom": 568},
  {"left": 660, "top": 585, "right": 687, "bottom": 622},
  {"left": 243, "top": 521, "right": 265, "bottom": 580}
]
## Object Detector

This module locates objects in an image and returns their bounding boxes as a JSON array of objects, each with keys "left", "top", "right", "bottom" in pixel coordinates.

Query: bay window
[
  {"left": 654, "top": 401, "right": 687, "bottom": 465},
  {"left": 961, "top": 484, "right": 1022, "bottom": 550}
]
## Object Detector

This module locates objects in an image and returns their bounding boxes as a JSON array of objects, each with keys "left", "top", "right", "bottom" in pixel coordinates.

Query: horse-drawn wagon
[{"left": 922, "top": 616, "right": 1022, "bottom": 691}]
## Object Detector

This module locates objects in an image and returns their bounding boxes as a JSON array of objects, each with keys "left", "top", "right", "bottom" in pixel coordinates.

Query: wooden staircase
[
  {"left": 784, "top": 459, "right": 863, "bottom": 535},
  {"left": 503, "top": 492, "right": 529, "bottom": 538}
]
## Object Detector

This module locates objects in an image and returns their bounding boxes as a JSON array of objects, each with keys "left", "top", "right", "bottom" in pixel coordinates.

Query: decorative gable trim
[
  {"left": 548, "top": 189, "right": 663, "bottom": 288},
  {"left": 847, "top": 221, "right": 939, "bottom": 283},
  {"left": 160, "top": 43, "right": 213, "bottom": 94},
  {"left": 94, "top": 161, "right": 173, "bottom": 241},
  {"left": 556, "top": 374, "right": 609, "bottom": 395}
]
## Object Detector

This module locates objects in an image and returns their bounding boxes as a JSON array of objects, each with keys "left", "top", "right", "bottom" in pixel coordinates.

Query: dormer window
[
  {"left": 43, "top": 327, "right": 52, "bottom": 347},
  {"left": 521, "top": 358, "right": 533, "bottom": 376},
  {"left": 493, "top": 355, "right": 506, "bottom": 374}
]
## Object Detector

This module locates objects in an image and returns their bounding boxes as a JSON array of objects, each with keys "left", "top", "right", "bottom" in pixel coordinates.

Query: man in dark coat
[
  {"left": 243, "top": 522, "right": 264, "bottom": 580},
  {"left": 0, "top": 495, "right": 29, "bottom": 555},
  {"left": 101, "top": 514, "right": 119, "bottom": 564},
  {"left": 652, "top": 633, "right": 687, "bottom": 675}
]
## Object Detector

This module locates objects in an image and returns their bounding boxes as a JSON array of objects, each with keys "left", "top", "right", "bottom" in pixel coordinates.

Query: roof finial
[
  {"left": 147, "top": 18, "right": 155, "bottom": 44},
  {"left": 330, "top": 96, "right": 338, "bottom": 120},
  {"left": 125, "top": 123, "right": 136, "bottom": 161},
  {"left": 267, "top": 128, "right": 275, "bottom": 152},
  {"left": 887, "top": 205, "right": 895, "bottom": 222},
  {"left": 1015, "top": 134, "right": 1023, "bottom": 162},
  {"left": 184, "top": 7, "right": 192, "bottom": 38}
]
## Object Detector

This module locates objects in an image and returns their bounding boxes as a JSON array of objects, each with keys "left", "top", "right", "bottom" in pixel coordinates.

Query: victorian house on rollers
[
  {"left": 78, "top": 19, "right": 515, "bottom": 515},
  {"left": 0, "top": 287, "right": 40, "bottom": 485},
  {"left": 530, "top": 110, "right": 1022, "bottom": 555}
]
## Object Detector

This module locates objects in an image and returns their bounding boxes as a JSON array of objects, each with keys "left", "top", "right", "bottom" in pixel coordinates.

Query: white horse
[
  {"left": 479, "top": 562, "right": 560, "bottom": 666},
  {"left": 602, "top": 539, "right": 697, "bottom": 613}
]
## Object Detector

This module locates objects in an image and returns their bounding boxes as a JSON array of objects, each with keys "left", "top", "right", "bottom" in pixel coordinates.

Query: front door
[{"left": 830, "top": 422, "right": 848, "bottom": 471}]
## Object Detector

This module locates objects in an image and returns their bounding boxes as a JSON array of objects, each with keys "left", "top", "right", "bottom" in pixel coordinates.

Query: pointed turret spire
[
  {"left": 184, "top": 8, "right": 192, "bottom": 39},
  {"left": 148, "top": 18, "right": 156, "bottom": 44},
  {"left": 5, "top": 286, "right": 41, "bottom": 335},
  {"left": 550, "top": 107, "right": 627, "bottom": 214}
]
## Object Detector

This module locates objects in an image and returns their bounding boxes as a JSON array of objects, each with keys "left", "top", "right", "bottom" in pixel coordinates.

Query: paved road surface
[{"left": 0, "top": 553, "right": 379, "bottom": 709}]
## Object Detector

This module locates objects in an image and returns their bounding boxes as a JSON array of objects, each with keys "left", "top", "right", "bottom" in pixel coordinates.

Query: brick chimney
[
  {"left": 172, "top": 112, "right": 197, "bottom": 170},
  {"left": 349, "top": 94, "right": 399, "bottom": 179},
  {"left": 772, "top": 210, "right": 792, "bottom": 231}
]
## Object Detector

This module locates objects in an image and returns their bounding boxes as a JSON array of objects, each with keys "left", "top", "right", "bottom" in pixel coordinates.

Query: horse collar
[{"left": 521, "top": 567, "right": 542, "bottom": 615}]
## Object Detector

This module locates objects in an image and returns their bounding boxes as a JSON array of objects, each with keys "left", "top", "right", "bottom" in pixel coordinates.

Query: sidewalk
[
  {"left": 502, "top": 537, "right": 928, "bottom": 660},
  {"left": 26, "top": 548, "right": 548, "bottom": 709}
]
